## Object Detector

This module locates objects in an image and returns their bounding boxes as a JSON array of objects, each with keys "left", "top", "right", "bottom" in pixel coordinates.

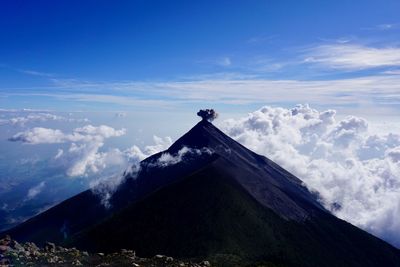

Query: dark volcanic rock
[{"left": 0, "top": 236, "right": 211, "bottom": 267}]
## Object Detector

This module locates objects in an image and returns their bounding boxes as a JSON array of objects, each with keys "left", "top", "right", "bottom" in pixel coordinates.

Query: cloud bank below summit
[
  {"left": 9, "top": 125, "right": 172, "bottom": 177},
  {"left": 5, "top": 106, "right": 400, "bottom": 248},
  {"left": 220, "top": 105, "right": 400, "bottom": 248}
]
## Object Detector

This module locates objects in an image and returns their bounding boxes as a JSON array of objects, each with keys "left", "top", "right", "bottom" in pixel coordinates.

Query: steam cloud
[
  {"left": 221, "top": 104, "right": 400, "bottom": 248},
  {"left": 197, "top": 109, "right": 218, "bottom": 122},
  {"left": 150, "top": 146, "right": 213, "bottom": 168},
  {"left": 92, "top": 146, "right": 213, "bottom": 208},
  {"left": 88, "top": 136, "right": 173, "bottom": 207}
]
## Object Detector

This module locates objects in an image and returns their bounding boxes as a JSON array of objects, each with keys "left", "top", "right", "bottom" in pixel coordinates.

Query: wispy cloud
[
  {"left": 3, "top": 74, "right": 400, "bottom": 113},
  {"left": 382, "top": 69, "right": 400, "bottom": 75},
  {"left": 216, "top": 57, "right": 232, "bottom": 67},
  {"left": 0, "top": 64, "right": 55, "bottom": 78},
  {"left": 246, "top": 34, "right": 278, "bottom": 44},
  {"left": 26, "top": 182, "right": 45, "bottom": 200},
  {"left": 304, "top": 44, "right": 400, "bottom": 70},
  {"left": 363, "top": 23, "right": 400, "bottom": 31},
  {"left": 0, "top": 112, "right": 88, "bottom": 126},
  {"left": 18, "top": 69, "right": 54, "bottom": 77}
]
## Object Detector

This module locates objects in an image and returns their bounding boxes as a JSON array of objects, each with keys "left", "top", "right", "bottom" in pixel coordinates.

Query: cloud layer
[
  {"left": 0, "top": 112, "right": 88, "bottom": 126},
  {"left": 304, "top": 44, "right": 400, "bottom": 70},
  {"left": 10, "top": 125, "right": 127, "bottom": 177},
  {"left": 221, "top": 104, "right": 400, "bottom": 247}
]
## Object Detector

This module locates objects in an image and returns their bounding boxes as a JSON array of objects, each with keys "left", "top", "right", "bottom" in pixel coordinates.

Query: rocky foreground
[{"left": 0, "top": 236, "right": 211, "bottom": 267}]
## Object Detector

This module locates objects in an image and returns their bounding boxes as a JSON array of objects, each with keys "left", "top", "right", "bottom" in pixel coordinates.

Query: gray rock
[{"left": 45, "top": 241, "right": 56, "bottom": 252}]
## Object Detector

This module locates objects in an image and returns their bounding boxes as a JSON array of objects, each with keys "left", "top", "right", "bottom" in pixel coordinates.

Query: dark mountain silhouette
[{"left": 3, "top": 119, "right": 400, "bottom": 266}]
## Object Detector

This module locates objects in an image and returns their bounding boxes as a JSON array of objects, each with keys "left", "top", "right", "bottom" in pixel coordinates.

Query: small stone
[
  {"left": 12, "top": 240, "right": 24, "bottom": 252},
  {"left": 166, "top": 256, "right": 174, "bottom": 262},
  {"left": 72, "top": 259, "right": 83, "bottom": 265},
  {"left": 0, "top": 258, "right": 10, "bottom": 265},
  {"left": 155, "top": 254, "right": 164, "bottom": 259},
  {"left": 82, "top": 251, "right": 89, "bottom": 256},
  {"left": 98, "top": 252, "right": 104, "bottom": 256},
  {"left": 45, "top": 242, "right": 56, "bottom": 252},
  {"left": 202, "top": 261, "right": 211, "bottom": 266},
  {"left": 0, "top": 245, "right": 10, "bottom": 252}
]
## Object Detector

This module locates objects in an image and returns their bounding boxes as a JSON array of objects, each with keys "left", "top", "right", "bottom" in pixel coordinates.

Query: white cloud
[
  {"left": 54, "top": 149, "right": 64, "bottom": 159},
  {"left": 18, "top": 69, "right": 54, "bottom": 77},
  {"left": 153, "top": 146, "right": 213, "bottom": 168},
  {"left": 26, "top": 182, "right": 45, "bottom": 200},
  {"left": 5, "top": 74, "right": 400, "bottom": 115},
  {"left": 10, "top": 125, "right": 127, "bottom": 177},
  {"left": 10, "top": 127, "right": 67, "bottom": 144},
  {"left": 216, "top": 57, "right": 232, "bottom": 67},
  {"left": 221, "top": 104, "right": 400, "bottom": 247},
  {"left": 363, "top": 23, "right": 400, "bottom": 31},
  {"left": 89, "top": 145, "right": 212, "bottom": 208},
  {"left": 9, "top": 123, "right": 172, "bottom": 180},
  {"left": 143, "top": 136, "right": 173, "bottom": 155},
  {"left": 383, "top": 69, "right": 400, "bottom": 75},
  {"left": 9, "top": 125, "right": 126, "bottom": 145},
  {"left": 46, "top": 75, "right": 400, "bottom": 108},
  {"left": 304, "top": 44, "right": 400, "bottom": 70},
  {"left": 89, "top": 136, "right": 173, "bottom": 208},
  {"left": 0, "top": 112, "right": 89, "bottom": 126}
]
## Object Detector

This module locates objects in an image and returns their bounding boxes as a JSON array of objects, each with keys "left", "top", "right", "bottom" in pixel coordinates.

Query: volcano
[{"left": 3, "top": 119, "right": 400, "bottom": 266}]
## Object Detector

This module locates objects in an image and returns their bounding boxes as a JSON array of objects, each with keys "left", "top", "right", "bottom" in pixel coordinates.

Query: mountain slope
[
  {"left": 3, "top": 119, "right": 400, "bottom": 266},
  {"left": 70, "top": 156, "right": 400, "bottom": 266}
]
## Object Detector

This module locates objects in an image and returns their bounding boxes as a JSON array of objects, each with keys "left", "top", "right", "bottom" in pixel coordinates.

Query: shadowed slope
[{"left": 71, "top": 156, "right": 400, "bottom": 267}]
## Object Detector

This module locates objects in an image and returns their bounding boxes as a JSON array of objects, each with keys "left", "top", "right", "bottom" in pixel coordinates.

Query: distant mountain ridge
[{"left": 3, "top": 119, "right": 400, "bottom": 266}]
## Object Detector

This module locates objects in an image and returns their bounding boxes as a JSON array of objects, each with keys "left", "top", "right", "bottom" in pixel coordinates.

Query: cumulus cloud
[
  {"left": 8, "top": 122, "right": 173, "bottom": 208},
  {"left": 221, "top": 104, "right": 400, "bottom": 247},
  {"left": 10, "top": 128, "right": 68, "bottom": 144},
  {"left": 26, "top": 182, "right": 45, "bottom": 200},
  {"left": 10, "top": 125, "right": 127, "bottom": 177}
]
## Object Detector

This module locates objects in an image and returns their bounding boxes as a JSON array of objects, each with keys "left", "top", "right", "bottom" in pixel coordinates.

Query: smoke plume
[{"left": 197, "top": 109, "right": 218, "bottom": 122}]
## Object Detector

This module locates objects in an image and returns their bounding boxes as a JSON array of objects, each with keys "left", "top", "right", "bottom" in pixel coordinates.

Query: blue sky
[{"left": 1, "top": 0, "right": 400, "bottom": 119}]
